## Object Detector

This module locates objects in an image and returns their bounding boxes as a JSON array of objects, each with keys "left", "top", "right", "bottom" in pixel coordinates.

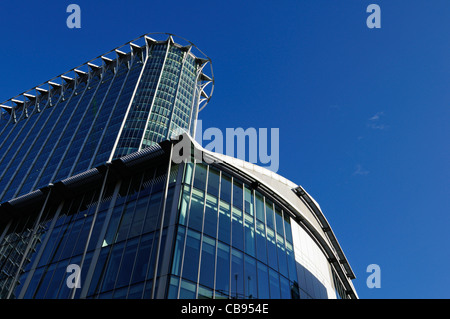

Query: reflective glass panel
[
  {"left": 215, "top": 242, "right": 230, "bottom": 297},
  {"left": 199, "top": 235, "right": 215, "bottom": 289}
]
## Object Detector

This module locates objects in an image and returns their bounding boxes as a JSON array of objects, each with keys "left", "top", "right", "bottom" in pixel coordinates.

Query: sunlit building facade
[{"left": 0, "top": 34, "right": 357, "bottom": 299}]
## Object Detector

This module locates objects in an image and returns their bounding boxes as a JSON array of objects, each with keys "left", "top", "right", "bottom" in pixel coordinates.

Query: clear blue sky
[{"left": 1, "top": 0, "right": 449, "bottom": 299}]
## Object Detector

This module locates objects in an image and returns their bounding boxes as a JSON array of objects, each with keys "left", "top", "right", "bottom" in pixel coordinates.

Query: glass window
[
  {"left": 163, "top": 187, "right": 175, "bottom": 228},
  {"left": 101, "top": 242, "right": 125, "bottom": 292},
  {"left": 204, "top": 194, "right": 218, "bottom": 238},
  {"left": 218, "top": 200, "right": 231, "bottom": 245},
  {"left": 199, "top": 235, "right": 216, "bottom": 289},
  {"left": 32, "top": 263, "right": 57, "bottom": 298},
  {"left": 146, "top": 231, "right": 161, "bottom": 281},
  {"left": 188, "top": 188, "right": 204, "bottom": 232},
  {"left": 277, "top": 236, "right": 289, "bottom": 278},
  {"left": 48, "top": 261, "right": 71, "bottom": 299},
  {"left": 291, "top": 281, "right": 300, "bottom": 299},
  {"left": 167, "top": 276, "right": 179, "bottom": 299},
  {"left": 62, "top": 217, "right": 88, "bottom": 259},
  {"left": 169, "top": 164, "right": 179, "bottom": 184},
  {"left": 143, "top": 191, "right": 162, "bottom": 233},
  {"left": 244, "top": 186, "right": 254, "bottom": 216},
  {"left": 275, "top": 207, "right": 284, "bottom": 236},
  {"left": 87, "top": 247, "right": 110, "bottom": 297},
  {"left": 193, "top": 162, "right": 207, "bottom": 191},
  {"left": 267, "top": 227, "right": 278, "bottom": 271},
  {"left": 143, "top": 280, "right": 153, "bottom": 299},
  {"left": 280, "top": 276, "right": 291, "bottom": 299},
  {"left": 129, "top": 233, "right": 154, "bottom": 285},
  {"left": 115, "top": 237, "right": 139, "bottom": 288},
  {"left": 283, "top": 212, "right": 293, "bottom": 244},
  {"left": 179, "top": 279, "right": 196, "bottom": 299},
  {"left": 231, "top": 248, "right": 244, "bottom": 299},
  {"left": 87, "top": 211, "right": 106, "bottom": 252},
  {"left": 103, "top": 205, "right": 123, "bottom": 246},
  {"left": 269, "top": 268, "right": 281, "bottom": 299},
  {"left": 255, "top": 192, "right": 264, "bottom": 222},
  {"left": 53, "top": 218, "right": 77, "bottom": 260},
  {"left": 207, "top": 167, "right": 220, "bottom": 197},
  {"left": 116, "top": 201, "right": 136, "bottom": 242},
  {"left": 198, "top": 285, "right": 213, "bottom": 299},
  {"left": 215, "top": 242, "right": 230, "bottom": 297},
  {"left": 72, "top": 253, "right": 92, "bottom": 299},
  {"left": 231, "top": 207, "right": 243, "bottom": 251},
  {"left": 178, "top": 186, "right": 190, "bottom": 226},
  {"left": 181, "top": 230, "right": 201, "bottom": 283},
  {"left": 112, "top": 286, "right": 128, "bottom": 299},
  {"left": 232, "top": 180, "right": 243, "bottom": 210},
  {"left": 244, "top": 213, "right": 255, "bottom": 257},
  {"left": 171, "top": 227, "right": 186, "bottom": 277},
  {"left": 255, "top": 220, "right": 267, "bottom": 264},
  {"left": 220, "top": 174, "right": 232, "bottom": 203},
  {"left": 286, "top": 241, "right": 298, "bottom": 283},
  {"left": 265, "top": 200, "right": 275, "bottom": 230},
  {"left": 22, "top": 266, "right": 44, "bottom": 298},
  {"left": 98, "top": 291, "right": 113, "bottom": 299},
  {"left": 244, "top": 255, "right": 258, "bottom": 299},
  {"left": 257, "top": 262, "right": 270, "bottom": 299},
  {"left": 128, "top": 283, "right": 145, "bottom": 299},
  {"left": 183, "top": 162, "right": 194, "bottom": 185}
]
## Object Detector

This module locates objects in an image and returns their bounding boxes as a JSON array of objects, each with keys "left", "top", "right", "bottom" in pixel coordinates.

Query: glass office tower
[
  {"left": 0, "top": 35, "right": 357, "bottom": 300},
  {"left": 0, "top": 33, "right": 213, "bottom": 204}
]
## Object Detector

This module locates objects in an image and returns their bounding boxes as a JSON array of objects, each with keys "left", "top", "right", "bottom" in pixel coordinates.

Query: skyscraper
[
  {"left": 0, "top": 33, "right": 213, "bottom": 204},
  {"left": 0, "top": 34, "right": 357, "bottom": 299}
]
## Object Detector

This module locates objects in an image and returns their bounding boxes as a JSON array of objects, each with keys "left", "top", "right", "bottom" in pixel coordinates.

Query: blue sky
[{"left": 1, "top": 0, "right": 449, "bottom": 299}]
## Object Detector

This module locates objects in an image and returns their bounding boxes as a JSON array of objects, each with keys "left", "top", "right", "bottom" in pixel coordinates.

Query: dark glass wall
[
  {"left": 0, "top": 158, "right": 179, "bottom": 299},
  {"left": 0, "top": 52, "right": 145, "bottom": 204}
]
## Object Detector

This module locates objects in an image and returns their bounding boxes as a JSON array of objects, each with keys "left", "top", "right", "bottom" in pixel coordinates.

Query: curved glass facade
[{"left": 168, "top": 162, "right": 299, "bottom": 299}]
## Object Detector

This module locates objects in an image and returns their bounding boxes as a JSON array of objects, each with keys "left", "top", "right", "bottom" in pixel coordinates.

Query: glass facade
[
  {"left": 0, "top": 34, "right": 213, "bottom": 204},
  {"left": 113, "top": 42, "right": 201, "bottom": 156},
  {"left": 0, "top": 159, "right": 172, "bottom": 299},
  {"left": 168, "top": 162, "right": 300, "bottom": 299}
]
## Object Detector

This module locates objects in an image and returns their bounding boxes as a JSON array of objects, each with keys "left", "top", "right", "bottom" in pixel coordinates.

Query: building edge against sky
[{"left": 0, "top": 34, "right": 357, "bottom": 299}]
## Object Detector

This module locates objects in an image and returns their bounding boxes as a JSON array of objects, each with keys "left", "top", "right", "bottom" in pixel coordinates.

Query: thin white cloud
[
  {"left": 367, "top": 111, "right": 388, "bottom": 130},
  {"left": 369, "top": 111, "right": 384, "bottom": 121},
  {"left": 353, "top": 164, "right": 369, "bottom": 176}
]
